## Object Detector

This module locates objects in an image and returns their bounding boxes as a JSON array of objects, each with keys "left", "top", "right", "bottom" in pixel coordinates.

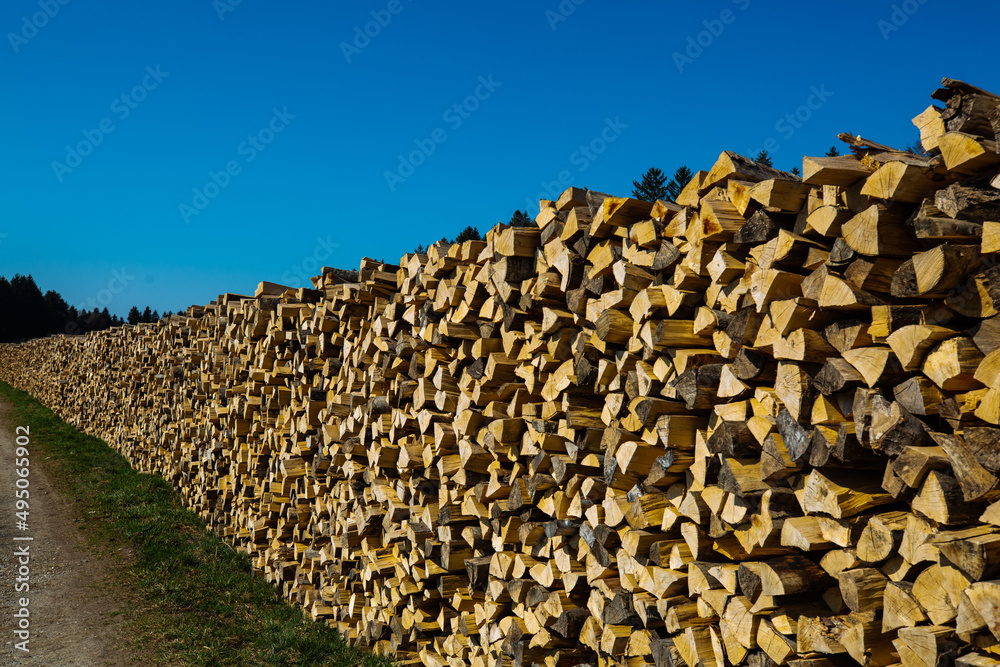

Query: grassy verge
[{"left": 0, "top": 381, "right": 392, "bottom": 667}]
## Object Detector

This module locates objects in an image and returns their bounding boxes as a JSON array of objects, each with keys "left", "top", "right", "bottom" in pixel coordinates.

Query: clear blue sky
[{"left": 1, "top": 0, "right": 995, "bottom": 316}]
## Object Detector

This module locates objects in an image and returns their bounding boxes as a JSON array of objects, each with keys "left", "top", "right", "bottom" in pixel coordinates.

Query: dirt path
[{"left": 0, "top": 400, "right": 136, "bottom": 666}]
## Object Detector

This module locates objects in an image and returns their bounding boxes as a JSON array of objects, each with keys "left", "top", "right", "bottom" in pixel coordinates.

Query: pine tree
[
  {"left": 454, "top": 225, "right": 481, "bottom": 243},
  {"left": 825, "top": 146, "right": 840, "bottom": 157},
  {"left": 790, "top": 166, "right": 801, "bottom": 177},
  {"left": 151, "top": 310, "right": 160, "bottom": 321},
  {"left": 631, "top": 167, "right": 670, "bottom": 202},
  {"left": 665, "top": 166, "right": 694, "bottom": 201},
  {"left": 905, "top": 133, "right": 929, "bottom": 156},
  {"left": 81, "top": 308, "right": 96, "bottom": 331},
  {"left": 755, "top": 150, "right": 774, "bottom": 167},
  {"left": 509, "top": 210, "right": 533, "bottom": 228},
  {"left": 11, "top": 274, "right": 48, "bottom": 339},
  {"left": 0, "top": 277, "right": 11, "bottom": 342},
  {"left": 127, "top": 306, "right": 141, "bottom": 325},
  {"left": 43, "top": 290, "right": 70, "bottom": 335},
  {"left": 82, "top": 308, "right": 102, "bottom": 332}
]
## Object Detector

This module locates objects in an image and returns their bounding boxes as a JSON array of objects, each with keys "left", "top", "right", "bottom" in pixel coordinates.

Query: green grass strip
[{"left": 0, "top": 381, "right": 394, "bottom": 667}]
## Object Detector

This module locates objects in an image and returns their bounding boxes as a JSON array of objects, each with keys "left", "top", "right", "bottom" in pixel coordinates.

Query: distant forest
[{"left": 0, "top": 273, "right": 173, "bottom": 343}]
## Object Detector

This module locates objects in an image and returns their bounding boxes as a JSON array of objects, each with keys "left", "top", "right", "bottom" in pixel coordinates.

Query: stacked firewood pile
[{"left": 5, "top": 78, "right": 1000, "bottom": 667}]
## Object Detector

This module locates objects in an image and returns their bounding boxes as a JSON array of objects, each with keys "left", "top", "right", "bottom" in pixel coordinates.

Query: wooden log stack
[{"left": 6, "top": 77, "right": 1000, "bottom": 667}]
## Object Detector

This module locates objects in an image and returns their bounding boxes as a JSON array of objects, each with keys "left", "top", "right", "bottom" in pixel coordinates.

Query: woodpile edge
[{"left": 4, "top": 78, "right": 1000, "bottom": 667}]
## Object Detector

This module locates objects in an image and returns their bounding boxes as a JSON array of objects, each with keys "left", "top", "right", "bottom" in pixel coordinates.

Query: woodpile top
[{"left": 5, "top": 77, "right": 1000, "bottom": 667}]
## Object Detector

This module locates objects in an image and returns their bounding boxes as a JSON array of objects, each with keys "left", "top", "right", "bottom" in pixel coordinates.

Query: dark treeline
[{"left": 0, "top": 273, "right": 173, "bottom": 343}]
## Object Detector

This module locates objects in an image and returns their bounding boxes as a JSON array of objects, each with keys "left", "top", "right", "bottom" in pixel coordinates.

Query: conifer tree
[
  {"left": 454, "top": 225, "right": 481, "bottom": 243},
  {"left": 509, "top": 210, "right": 533, "bottom": 227},
  {"left": 665, "top": 166, "right": 694, "bottom": 201},
  {"left": 631, "top": 167, "right": 670, "bottom": 202}
]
